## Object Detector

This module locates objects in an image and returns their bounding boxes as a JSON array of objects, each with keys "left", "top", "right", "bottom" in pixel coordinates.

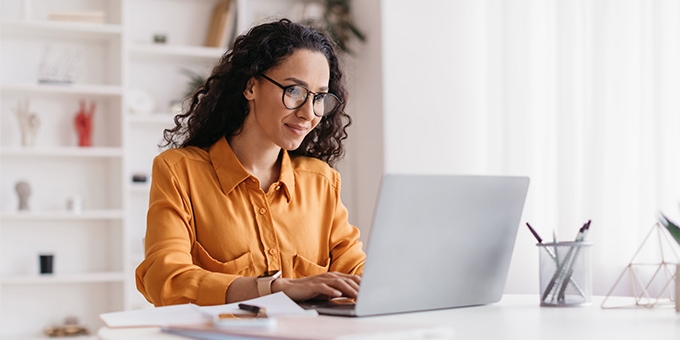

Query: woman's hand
[{"left": 271, "top": 272, "right": 361, "bottom": 302}]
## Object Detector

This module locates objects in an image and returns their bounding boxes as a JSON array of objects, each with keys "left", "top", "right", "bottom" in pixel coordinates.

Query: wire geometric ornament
[{"left": 601, "top": 222, "right": 680, "bottom": 309}]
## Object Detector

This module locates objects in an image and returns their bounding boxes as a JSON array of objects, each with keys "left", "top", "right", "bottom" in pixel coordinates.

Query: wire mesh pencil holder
[{"left": 538, "top": 241, "right": 593, "bottom": 307}]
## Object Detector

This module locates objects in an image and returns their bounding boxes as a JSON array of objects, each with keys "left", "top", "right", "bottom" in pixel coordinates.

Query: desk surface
[{"left": 99, "top": 295, "right": 680, "bottom": 340}]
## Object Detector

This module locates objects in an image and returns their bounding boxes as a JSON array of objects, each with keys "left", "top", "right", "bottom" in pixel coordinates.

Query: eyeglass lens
[{"left": 283, "top": 85, "right": 340, "bottom": 116}]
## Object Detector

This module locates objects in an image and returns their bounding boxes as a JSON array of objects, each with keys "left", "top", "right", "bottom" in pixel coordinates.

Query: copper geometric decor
[{"left": 601, "top": 223, "right": 680, "bottom": 309}]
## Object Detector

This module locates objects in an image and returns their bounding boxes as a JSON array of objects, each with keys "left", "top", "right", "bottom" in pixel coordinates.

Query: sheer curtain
[{"left": 497, "top": 0, "right": 680, "bottom": 295}]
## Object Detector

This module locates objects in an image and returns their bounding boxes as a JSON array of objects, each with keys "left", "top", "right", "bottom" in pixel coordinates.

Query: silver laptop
[{"left": 301, "top": 174, "right": 530, "bottom": 317}]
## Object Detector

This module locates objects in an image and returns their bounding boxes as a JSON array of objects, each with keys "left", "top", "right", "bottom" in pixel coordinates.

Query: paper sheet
[{"left": 100, "top": 292, "right": 316, "bottom": 328}]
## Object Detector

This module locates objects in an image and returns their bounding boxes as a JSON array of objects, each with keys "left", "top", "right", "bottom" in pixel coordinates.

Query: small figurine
[
  {"left": 44, "top": 316, "right": 89, "bottom": 337},
  {"left": 15, "top": 181, "right": 31, "bottom": 211},
  {"left": 15, "top": 99, "right": 41, "bottom": 147},
  {"left": 74, "top": 100, "right": 95, "bottom": 147}
]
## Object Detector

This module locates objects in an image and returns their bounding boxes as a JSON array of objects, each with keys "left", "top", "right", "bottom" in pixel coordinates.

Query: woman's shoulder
[
  {"left": 289, "top": 155, "right": 340, "bottom": 187},
  {"left": 154, "top": 146, "right": 209, "bottom": 166}
]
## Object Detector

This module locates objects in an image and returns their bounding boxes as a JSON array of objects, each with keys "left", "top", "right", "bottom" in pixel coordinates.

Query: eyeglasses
[{"left": 260, "top": 74, "right": 341, "bottom": 117}]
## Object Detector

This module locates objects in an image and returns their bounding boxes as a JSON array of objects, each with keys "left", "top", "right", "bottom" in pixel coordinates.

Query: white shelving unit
[
  {"left": 0, "top": 0, "right": 306, "bottom": 338},
  {"left": 123, "top": 3, "right": 227, "bottom": 313},
  {"left": 0, "top": 0, "right": 126, "bottom": 333}
]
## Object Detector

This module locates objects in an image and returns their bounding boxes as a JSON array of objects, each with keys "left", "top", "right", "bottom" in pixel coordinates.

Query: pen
[
  {"left": 548, "top": 220, "right": 591, "bottom": 302},
  {"left": 555, "top": 220, "right": 591, "bottom": 301},
  {"left": 526, "top": 223, "right": 542, "bottom": 243},
  {"left": 238, "top": 303, "right": 267, "bottom": 317}
]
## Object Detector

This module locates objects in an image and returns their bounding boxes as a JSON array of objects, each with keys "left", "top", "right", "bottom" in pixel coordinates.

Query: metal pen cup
[{"left": 538, "top": 241, "right": 592, "bottom": 306}]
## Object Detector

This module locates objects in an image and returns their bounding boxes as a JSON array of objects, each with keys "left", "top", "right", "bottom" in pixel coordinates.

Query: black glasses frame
[{"left": 260, "top": 74, "right": 341, "bottom": 117}]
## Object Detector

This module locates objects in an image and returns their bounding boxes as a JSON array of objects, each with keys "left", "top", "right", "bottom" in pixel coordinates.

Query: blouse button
[
  {"left": 259, "top": 207, "right": 267, "bottom": 214},
  {"left": 268, "top": 248, "right": 277, "bottom": 255}
]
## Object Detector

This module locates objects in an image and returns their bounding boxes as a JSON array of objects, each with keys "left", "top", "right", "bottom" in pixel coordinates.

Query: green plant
[
  {"left": 179, "top": 68, "right": 206, "bottom": 99},
  {"left": 657, "top": 211, "right": 680, "bottom": 245},
  {"left": 301, "top": 0, "right": 366, "bottom": 54},
  {"left": 324, "top": 0, "right": 365, "bottom": 53}
]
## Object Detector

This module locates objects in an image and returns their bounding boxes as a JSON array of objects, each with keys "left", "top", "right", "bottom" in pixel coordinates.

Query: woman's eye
[{"left": 285, "top": 86, "right": 306, "bottom": 98}]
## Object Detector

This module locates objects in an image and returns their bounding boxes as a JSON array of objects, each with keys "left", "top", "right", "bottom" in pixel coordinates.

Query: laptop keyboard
[{"left": 299, "top": 297, "right": 357, "bottom": 310}]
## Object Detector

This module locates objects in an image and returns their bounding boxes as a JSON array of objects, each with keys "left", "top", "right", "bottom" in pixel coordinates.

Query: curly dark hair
[{"left": 160, "top": 19, "right": 351, "bottom": 167}]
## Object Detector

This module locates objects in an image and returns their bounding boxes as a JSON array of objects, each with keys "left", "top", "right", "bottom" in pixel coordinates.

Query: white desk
[{"left": 98, "top": 295, "right": 680, "bottom": 339}]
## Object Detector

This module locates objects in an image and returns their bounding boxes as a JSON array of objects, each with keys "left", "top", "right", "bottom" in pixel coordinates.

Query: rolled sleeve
[{"left": 135, "top": 155, "right": 239, "bottom": 306}]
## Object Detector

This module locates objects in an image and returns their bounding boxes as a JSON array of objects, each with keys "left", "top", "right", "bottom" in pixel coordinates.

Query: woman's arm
[
  {"left": 226, "top": 272, "right": 361, "bottom": 303},
  {"left": 136, "top": 154, "right": 239, "bottom": 306}
]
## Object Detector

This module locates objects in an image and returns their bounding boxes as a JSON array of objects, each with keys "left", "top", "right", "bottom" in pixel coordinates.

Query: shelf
[
  {"left": 128, "top": 114, "right": 176, "bottom": 124},
  {"left": 0, "top": 147, "right": 124, "bottom": 158},
  {"left": 0, "top": 83, "right": 123, "bottom": 97},
  {"left": 0, "top": 1, "right": 294, "bottom": 337},
  {"left": 0, "top": 271, "right": 125, "bottom": 285},
  {"left": 129, "top": 43, "right": 224, "bottom": 60},
  {"left": 129, "top": 183, "right": 151, "bottom": 194},
  {"left": 0, "top": 20, "right": 122, "bottom": 40},
  {"left": 0, "top": 210, "right": 125, "bottom": 221}
]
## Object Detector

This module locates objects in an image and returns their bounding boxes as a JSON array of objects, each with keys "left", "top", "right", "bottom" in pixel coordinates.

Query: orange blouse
[{"left": 135, "top": 137, "right": 365, "bottom": 306}]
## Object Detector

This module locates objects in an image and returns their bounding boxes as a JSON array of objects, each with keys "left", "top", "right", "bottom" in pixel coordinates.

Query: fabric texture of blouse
[{"left": 135, "top": 137, "right": 365, "bottom": 306}]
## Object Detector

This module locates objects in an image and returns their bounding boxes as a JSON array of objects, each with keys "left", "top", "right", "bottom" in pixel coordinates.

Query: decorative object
[
  {"left": 38, "top": 45, "right": 81, "bottom": 84},
  {"left": 601, "top": 222, "right": 680, "bottom": 309},
  {"left": 153, "top": 33, "right": 167, "bottom": 44},
  {"left": 658, "top": 212, "right": 680, "bottom": 313},
  {"left": 126, "top": 87, "right": 156, "bottom": 115},
  {"left": 15, "top": 181, "right": 31, "bottom": 211},
  {"left": 677, "top": 264, "right": 680, "bottom": 312},
  {"left": 14, "top": 98, "right": 40, "bottom": 147},
  {"left": 74, "top": 100, "right": 95, "bottom": 147},
  {"left": 44, "top": 316, "right": 89, "bottom": 337},
  {"left": 204, "top": 0, "right": 235, "bottom": 48},
  {"left": 66, "top": 195, "right": 83, "bottom": 213},
  {"left": 132, "top": 173, "right": 148, "bottom": 183},
  {"left": 298, "top": 0, "right": 365, "bottom": 54},
  {"left": 39, "top": 254, "right": 54, "bottom": 274}
]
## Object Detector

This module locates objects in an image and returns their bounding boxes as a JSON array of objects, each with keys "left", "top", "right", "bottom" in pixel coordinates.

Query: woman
[{"left": 135, "top": 19, "right": 366, "bottom": 306}]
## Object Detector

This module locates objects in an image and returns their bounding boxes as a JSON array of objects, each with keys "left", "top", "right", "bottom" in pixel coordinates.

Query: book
[{"left": 205, "top": 0, "right": 236, "bottom": 48}]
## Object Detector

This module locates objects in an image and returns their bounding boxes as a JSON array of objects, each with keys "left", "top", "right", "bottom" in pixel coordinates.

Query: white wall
[
  {"left": 341, "top": 0, "right": 385, "bottom": 245},
  {"left": 345, "top": 0, "right": 680, "bottom": 297},
  {"left": 377, "top": 0, "right": 538, "bottom": 294}
]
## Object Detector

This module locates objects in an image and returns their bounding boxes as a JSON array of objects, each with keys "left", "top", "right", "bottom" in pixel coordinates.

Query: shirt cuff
[{"left": 195, "top": 272, "right": 239, "bottom": 306}]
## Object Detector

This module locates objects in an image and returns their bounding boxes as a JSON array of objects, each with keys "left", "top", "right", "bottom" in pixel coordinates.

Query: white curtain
[{"left": 497, "top": 0, "right": 680, "bottom": 296}]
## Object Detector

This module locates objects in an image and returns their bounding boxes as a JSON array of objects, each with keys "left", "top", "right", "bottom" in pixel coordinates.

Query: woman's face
[{"left": 243, "top": 49, "right": 329, "bottom": 151}]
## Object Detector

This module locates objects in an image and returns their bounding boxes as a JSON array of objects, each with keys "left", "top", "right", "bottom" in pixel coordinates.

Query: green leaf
[{"left": 658, "top": 211, "right": 680, "bottom": 246}]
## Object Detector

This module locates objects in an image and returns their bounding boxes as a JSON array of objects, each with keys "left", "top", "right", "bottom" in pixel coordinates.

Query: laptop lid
[{"left": 351, "top": 174, "right": 529, "bottom": 317}]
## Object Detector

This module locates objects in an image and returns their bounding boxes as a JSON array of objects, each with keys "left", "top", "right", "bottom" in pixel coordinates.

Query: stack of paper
[
  {"left": 100, "top": 292, "right": 454, "bottom": 339},
  {"left": 100, "top": 292, "right": 315, "bottom": 328}
]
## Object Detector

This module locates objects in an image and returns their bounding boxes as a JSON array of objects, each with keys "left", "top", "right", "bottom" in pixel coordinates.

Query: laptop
[{"left": 300, "top": 174, "right": 530, "bottom": 317}]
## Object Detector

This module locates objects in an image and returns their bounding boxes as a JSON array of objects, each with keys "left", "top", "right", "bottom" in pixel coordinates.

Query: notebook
[{"left": 300, "top": 174, "right": 530, "bottom": 317}]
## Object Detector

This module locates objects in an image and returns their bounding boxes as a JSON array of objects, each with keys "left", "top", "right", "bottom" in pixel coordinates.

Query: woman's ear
[{"left": 243, "top": 77, "right": 256, "bottom": 100}]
